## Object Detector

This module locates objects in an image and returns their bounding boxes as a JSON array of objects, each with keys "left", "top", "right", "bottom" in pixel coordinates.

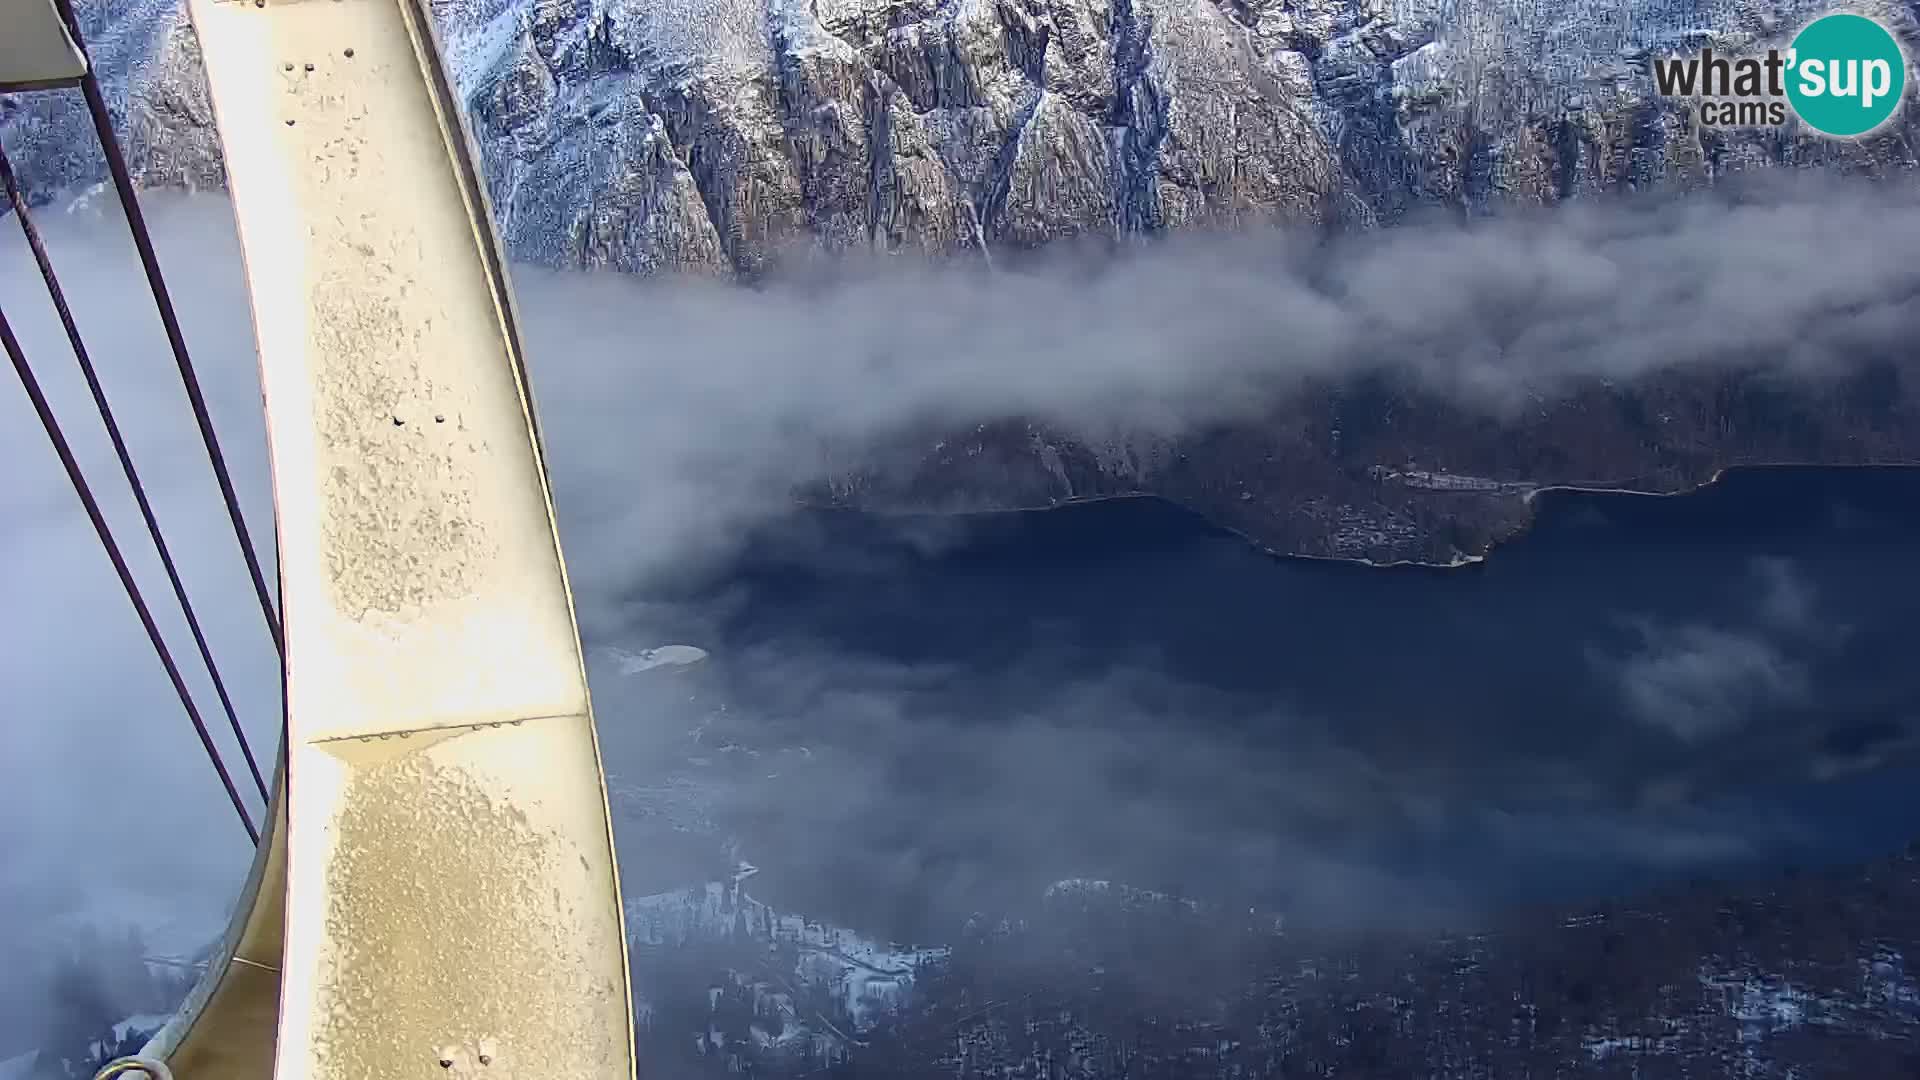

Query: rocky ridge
[
  {"left": 11, "top": 0, "right": 1920, "bottom": 274},
  {"left": 7, "top": 0, "right": 1920, "bottom": 564}
]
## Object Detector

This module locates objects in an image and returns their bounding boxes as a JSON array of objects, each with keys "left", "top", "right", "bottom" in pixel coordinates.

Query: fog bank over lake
[{"left": 591, "top": 467, "right": 1920, "bottom": 940}]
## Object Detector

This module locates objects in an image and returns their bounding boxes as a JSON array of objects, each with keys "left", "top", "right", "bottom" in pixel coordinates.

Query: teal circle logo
[{"left": 1786, "top": 13, "right": 1908, "bottom": 137}]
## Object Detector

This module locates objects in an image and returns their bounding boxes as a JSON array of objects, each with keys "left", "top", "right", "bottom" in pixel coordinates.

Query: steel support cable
[
  {"left": 0, "top": 145, "right": 269, "bottom": 804},
  {"left": 2, "top": 301, "right": 260, "bottom": 845},
  {"left": 50, "top": 0, "right": 284, "bottom": 659}
]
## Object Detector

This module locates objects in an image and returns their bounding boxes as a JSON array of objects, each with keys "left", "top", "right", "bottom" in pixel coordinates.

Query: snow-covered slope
[
  {"left": 623, "top": 864, "right": 949, "bottom": 1067},
  {"left": 24, "top": 856, "right": 1920, "bottom": 1077},
  {"left": 6, "top": 0, "right": 1918, "bottom": 277}
]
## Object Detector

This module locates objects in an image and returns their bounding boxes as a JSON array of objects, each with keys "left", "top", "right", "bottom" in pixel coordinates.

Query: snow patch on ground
[
  {"left": 110, "top": 1014, "right": 170, "bottom": 1044},
  {"left": 1044, "top": 877, "right": 1202, "bottom": 913},
  {"left": 626, "top": 870, "right": 949, "bottom": 1030},
  {"left": 602, "top": 643, "right": 711, "bottom": 673}
]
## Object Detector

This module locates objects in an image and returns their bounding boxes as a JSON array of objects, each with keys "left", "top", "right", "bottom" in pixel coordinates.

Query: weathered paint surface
[
  {"left": 312, "top": 720, "right": 627, "bottom": 1079},
  {"left": 197, "top": 0, "right": 587, "bottom": 734},
  {"left": 179, "top": 0, "right": 636, "bottom": 1074}
]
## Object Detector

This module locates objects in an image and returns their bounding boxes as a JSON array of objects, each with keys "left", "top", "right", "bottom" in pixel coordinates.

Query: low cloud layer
[
  {"left": 524, "top": 172, "right": 1920, "bottom": 620},
  {"left": 3, "top": 173, "right": 1917, "bottom": 1051},
  {"left": 0, "top": 197, "right": 277, "bottom": 1055},
  {"left": 1610, "top": 622, "right": 1810, "bottom": 742},
  {"left": 1595, "top": 558, "right": 1841, "bottom": 743},
  {"left": 588, "top": 629, "right": 1819, "bottom": 944}
]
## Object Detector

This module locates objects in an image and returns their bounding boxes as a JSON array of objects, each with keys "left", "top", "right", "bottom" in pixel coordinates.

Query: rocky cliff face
[
  {"left": 8, "top": 0, "right": 1919, "bottom": 275},
  {"left": 448, "top": 0, "right": 1920, "bottom": 277}
]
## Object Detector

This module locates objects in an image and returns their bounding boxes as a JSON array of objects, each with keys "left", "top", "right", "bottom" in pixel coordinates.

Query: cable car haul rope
[
  {"left": 2, "top": 0, "right": 271, "bottom": 838},
  {"left": 0, "top": 294, "right": 262, "bottom": 843},
  {"left": 1, "top": 144, "right": 270, "bottom": 806}
]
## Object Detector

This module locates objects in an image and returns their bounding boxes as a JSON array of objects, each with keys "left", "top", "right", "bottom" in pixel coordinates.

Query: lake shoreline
[{"left": 800, "top": 461, "right": 1920, "bottom": 573}]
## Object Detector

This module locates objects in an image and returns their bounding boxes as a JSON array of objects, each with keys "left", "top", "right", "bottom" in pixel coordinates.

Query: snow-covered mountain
[
  {"left": 6, "top": 0, "right": 1919, "bottom": 277},
  {"left": 10, "top": 0, "right": 1920, "bottom": 570}
]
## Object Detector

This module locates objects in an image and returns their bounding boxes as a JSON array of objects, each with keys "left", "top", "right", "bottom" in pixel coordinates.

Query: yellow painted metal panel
[
  {"left": 141, "top": 752, "right": 287, "bottom": 1079},
  {"left": 0, "top": 0, "right": 86, "bottom": 88},
  {"left": 182, "top": 0, "right": 637, "bottom": 1075},
  {"left": 189, "top": 2, "right": 589, "bottom": 737}
]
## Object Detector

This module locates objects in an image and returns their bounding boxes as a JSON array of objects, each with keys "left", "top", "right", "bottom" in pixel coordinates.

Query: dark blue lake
[{"left": 589, "top": 467, "right": 1920, "bottom": 941}]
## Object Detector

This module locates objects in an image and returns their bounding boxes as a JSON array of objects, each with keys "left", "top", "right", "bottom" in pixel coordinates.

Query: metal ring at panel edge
[{"left": 94, "top": 1056, "right": 175, "bottom": 1080}]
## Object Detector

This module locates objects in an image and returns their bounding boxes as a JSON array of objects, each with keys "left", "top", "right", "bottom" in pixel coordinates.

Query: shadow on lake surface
[{"left": 589, "top": 467, "right": 1920, "bottom": 941}]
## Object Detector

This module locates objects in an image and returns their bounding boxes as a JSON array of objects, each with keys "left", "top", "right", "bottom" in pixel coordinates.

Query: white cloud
[{"left": 1608, "top": 622, "right": 1809, "bottom": 742}]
